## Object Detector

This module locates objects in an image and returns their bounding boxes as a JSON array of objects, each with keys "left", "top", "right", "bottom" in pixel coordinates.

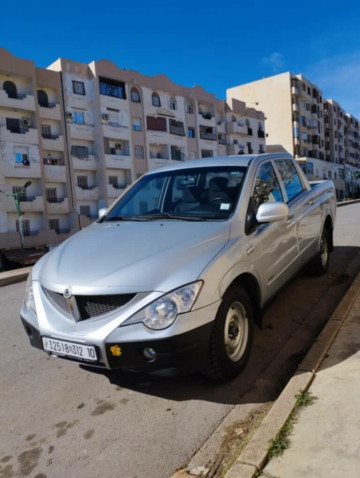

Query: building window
[
  {"left": 79, "top": 205, "right": 91, "bottom": 217},
  {"left": 201, "top": 150, "right": 213, "bottom": 158},
  {"left": 131, "top": 87, "right": 141, "bottom": 103},
  {"left": 247, "top": 142, "right": 253, "bottom": 154},
  {"left": 109, "top": 176, "right": 118, "bottom": 187},
  {"left": 152, "top": 92, "right": 161, "bottom": 107},
  {"left": 3, "top": 81, "right": 17, "bottom": 99},
  {"left": 146, "top": 116, "right": 166, "bottom": 132},
  {"left": 41, "top": 124, "right": 52, "bottom": 139},
  {"left": 37, "top": 90, "right": 49, "bottom": 107},
  {"left": 49, "top": 218, "right": 60, "bottom": 232},
  {"left": 72, "top": 81, "right": 85, "bottom": 96},
  {"left": 188, "top": 127, "right": 195, "bottom": 138},
  {"left": 169, "top": 97, "right": 177, "bottom": 110},
  {"left": 185, "top": 100, "right": 194, "bottom": 114},
  {"left": 99, "top": 77, "right": 126, "bottom": 99},
  {"left": 77, "top": 176, "right": 88, "bottom": 189},
  {"left": 71, "top": 145, "right": 89, "bottom": 158},
  {"left": 46, "top": 188, "right": 57, "bottom": 203},
  {"left": 15, "top": 151, "right": 30, "bottom": 166},
  {"left": 16, "top": 218, "right": 30, "bottom": 236},
  {"left": 132, "top": 117, "right": 142, "bottom": 131},
  {"left": 73, "top": 111, "right": 85, "bottom": 124},
  {"left": 135, "top": 146, "right": 144, "bottom": 159}
]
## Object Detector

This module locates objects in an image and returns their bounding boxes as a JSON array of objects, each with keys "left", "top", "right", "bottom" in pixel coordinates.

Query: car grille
[{"left": 43, "top": 288, "right": 136, "bottom": 321}]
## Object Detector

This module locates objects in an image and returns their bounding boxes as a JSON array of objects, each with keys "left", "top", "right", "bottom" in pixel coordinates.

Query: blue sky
[{"left": 2, "top": 0, "right": 360, "bottom": 117}]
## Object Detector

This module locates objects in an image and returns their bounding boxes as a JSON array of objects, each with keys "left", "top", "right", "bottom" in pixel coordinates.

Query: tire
[
  {"left": 205, "top": 285, "right": 254, "bottom": 382},
  {"left": 306, "top": 228, "right": 330, "bottom": 276}
]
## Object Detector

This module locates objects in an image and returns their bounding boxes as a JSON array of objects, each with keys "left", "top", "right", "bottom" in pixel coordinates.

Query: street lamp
[{"left": 0, "top": 181, "right": 32, "bottom": 265}]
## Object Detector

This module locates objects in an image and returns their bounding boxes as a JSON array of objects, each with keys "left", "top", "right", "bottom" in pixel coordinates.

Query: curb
[
  {"left": 224, "top": 269, "right": 360, "bottom": 478},
  {"left": 337, "top": 199, "right": 360, "bottom": 208},
  {"left": 0, "top": 266, "right": 32, "bottom": 287}
]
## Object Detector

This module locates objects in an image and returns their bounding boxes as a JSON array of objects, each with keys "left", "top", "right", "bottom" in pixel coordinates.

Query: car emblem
[{"left": 63, "top": 287, "right": 72, "bottom": 299}]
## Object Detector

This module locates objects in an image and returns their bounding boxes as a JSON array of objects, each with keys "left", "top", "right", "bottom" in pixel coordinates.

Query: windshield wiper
[
  {"left": 103, "top": 215, "right": 145, "bottom": 222},
  {"left": 103, "top": 213, "right": 206, "bottom": 222},
  {"left": 137, "top": 213, "right": 206, "bottom": 221}
]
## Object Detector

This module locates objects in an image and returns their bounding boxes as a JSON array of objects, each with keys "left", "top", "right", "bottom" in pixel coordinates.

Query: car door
[
  {"left": 274, "top": 158, "right": 321, "bottom": 264},
  {"left": 244, "top": 161, "right": 299, "bottom": 303}
]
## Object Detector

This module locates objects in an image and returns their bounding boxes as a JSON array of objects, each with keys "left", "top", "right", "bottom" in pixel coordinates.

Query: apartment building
[
  {"left": 228, "top": 72, "right": 360, "bottom": 199},
  {"left": 0, "top": 49, "right": 77, "bottom": 262},
  {"left": 0, "top": 49, "right": 266, "bottom": 263}
]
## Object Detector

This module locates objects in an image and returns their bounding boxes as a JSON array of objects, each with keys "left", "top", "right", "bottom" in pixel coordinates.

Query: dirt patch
[{"left": 194, "top": 403, "right": 273, "bottom": 478}]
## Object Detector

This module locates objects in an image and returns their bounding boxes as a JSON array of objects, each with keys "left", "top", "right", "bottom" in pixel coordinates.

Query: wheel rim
[
  {"left": 224, "top": 301, "right": 249, "bottom": 362},
  {"left": 320, "top": 234, "right": 328, "bottom": 267}
]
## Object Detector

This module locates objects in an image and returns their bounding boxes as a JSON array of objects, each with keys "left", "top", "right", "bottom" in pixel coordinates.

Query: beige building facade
[
  {"left": 0, "top": 49, "right": 265, "bottom": 263},
  {"left": 228, "top": 72, "right": 360, "bottom": 200}
]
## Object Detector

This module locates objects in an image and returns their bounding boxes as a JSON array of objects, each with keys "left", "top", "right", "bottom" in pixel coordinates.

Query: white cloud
[
  {"left": 262, "top": 52, "right": 285, "bottom": 72},
  {"left": 304, "top": 52, "right": 360, "bottom": 118}
]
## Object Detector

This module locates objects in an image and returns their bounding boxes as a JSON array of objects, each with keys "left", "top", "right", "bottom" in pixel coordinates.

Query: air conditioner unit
[
  {"left": 102, "top": 113, "right": 109, "bottom": 121},
  {"left": 20, "top": 117, "right": 32, "bottom": 128},
  {"left": 67, "top": 112, "right": 73, "bottom": 119}
]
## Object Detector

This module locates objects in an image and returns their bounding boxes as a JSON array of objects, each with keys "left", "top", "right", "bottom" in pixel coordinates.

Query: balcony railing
[{"left": 200, "top": 130, "right": 217, "bottom": 141}]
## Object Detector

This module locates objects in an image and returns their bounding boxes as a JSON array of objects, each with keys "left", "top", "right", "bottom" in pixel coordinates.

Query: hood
[{"left": 37, "top": 220, "right": 230, "bottom": 294}]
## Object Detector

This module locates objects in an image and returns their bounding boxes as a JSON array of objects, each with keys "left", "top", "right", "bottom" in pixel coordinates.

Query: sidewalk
[
  {"left": 226, "top": 271, "right": 360, "bottom": 478},
  {"left": 261, "top": 288, "right": 360, "bottom": 477}
]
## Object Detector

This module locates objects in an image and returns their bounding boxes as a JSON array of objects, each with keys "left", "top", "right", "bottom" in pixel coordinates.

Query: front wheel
[{"left": 205, "top": 285, "right": 254, "bottom": 382}]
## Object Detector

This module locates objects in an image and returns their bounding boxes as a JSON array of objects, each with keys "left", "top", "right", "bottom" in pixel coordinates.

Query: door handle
[
  {"left": 246, "top": 244, "right": 255, "bottom": 255},
  {"left": 286, "top": 214, "right": 294, "bottom": 226},
  {"left": 308, "top": 199, "right": 315, "bottom": 205}
]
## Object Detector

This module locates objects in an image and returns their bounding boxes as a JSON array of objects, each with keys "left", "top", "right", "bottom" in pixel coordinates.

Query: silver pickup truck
[{"left": 21, "top": 153, "right": 336, "bottom": 381}]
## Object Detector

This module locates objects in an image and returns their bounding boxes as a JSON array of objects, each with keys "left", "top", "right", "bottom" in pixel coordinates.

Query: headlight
[
  {"left": 23, "top": 272, "right": 36, "bottom": 314},
  {"left": 122, "top": 281, "right": 202, "bottom": 330}
]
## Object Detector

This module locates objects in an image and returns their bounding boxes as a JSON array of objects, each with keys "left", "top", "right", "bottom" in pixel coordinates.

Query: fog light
[{"left": 143, "top": 347, "right": 157, "bottom": 362}]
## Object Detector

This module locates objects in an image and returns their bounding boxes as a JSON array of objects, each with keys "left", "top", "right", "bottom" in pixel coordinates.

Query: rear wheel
[
  {"left": 206, "top": 285, "right": 254, "bottom": 382},
  {"left": 307, "top": 228, "right": 330, "bottom": 276}
]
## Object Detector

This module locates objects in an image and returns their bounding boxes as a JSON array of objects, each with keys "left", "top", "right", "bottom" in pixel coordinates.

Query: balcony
[
  {"left": 200, "top": 127, "right": 217, "bottom": 141},
  {"left": 38, "top": 104, "right": 61, "bottom": 120},
  {"left": 0, "top": 90, "right": 35, "bottom": 110},
  {"left": 0, "top": 161, "right": 41, "bottom": 179},
  {"left": 43, "top": 164, "right": 66, "bottom": 182},
  {"left": 75, "top": 186, "right": 99, "bottom": 201},
  {"left": 227, "top": 122, "right": 247, "bottom": 135},
  {"left": 107, "top": 184, "right": 126, "bottom": 198},
  {"left": 292, "top": 104, "right": 299, "bottom": 112},
  {"left": 42, "top": 134, "right": 64, "bottom": 151},
  {"left": 105, "top": 153, "right": 132, "bottom": 170},
  {"left": 5, "top": 195, "right": 44, "bottom": 213},
  {"left": 69, "top": 123, "right": 95, "bottom": 141},
  {"left": 169, "top": 120, "right": 185, "bottom": 136},
  {"left": 291, "top": 86, "right": 299, "bottom": 96},
  {"left": 227, "top": 144, "right": 245, "bottom": 155},
  {"left": 102, "top": 123, "right": 129, "bottom": 140},
  {"left": 46, "top": 198, "right": 69, "bottom": 214},
  {"left": 0, "top": 126, "right": 38, "bottom": 145},
  {"left": 72, "top": 155, "right": 98, "bottom": 171},
  {"left": 218, "top": 135, "right": 227, "bottom": 145}
]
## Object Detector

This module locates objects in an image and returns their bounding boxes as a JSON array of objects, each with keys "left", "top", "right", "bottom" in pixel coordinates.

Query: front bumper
[{"left": 20, "top": 315, "right": 213, "bottom": 374}]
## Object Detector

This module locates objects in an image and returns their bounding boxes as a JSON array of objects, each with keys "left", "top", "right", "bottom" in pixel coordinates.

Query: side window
[
  {"left": 245, "top": 162, "right": 283, "bottom": 234},
  {"left": 275, "top": 159, "right": 304, "bottom": 202}
]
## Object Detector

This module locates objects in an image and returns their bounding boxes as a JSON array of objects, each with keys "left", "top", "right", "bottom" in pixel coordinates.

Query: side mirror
[
  {"left": 98, "top": 208, "right": 107, "bottom": 219},
  {"left": 256, "top": 202, "right": 289, "bottom": 223}
]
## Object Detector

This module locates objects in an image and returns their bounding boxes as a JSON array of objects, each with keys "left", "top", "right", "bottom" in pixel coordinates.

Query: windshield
[{"left": 102, "top": 166, "right": 247, "bottom": 221}]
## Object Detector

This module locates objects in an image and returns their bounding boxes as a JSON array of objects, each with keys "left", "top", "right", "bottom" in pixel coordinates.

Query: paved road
[{"left": 1, "top": 204, "right": 360, "bottom": 478}]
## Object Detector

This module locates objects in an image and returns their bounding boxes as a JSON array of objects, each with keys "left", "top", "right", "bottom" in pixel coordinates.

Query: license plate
[{"left": 42, "top": 337, "right": 97, "bottom": 362}]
